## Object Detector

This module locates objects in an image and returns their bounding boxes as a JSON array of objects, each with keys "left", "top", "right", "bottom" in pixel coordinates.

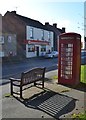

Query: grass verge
[
  {"left": 81, "top": 65, "right": 86, "bottom": 84},
  {"left": 72, "top": 111, "right": 86, "bottom": 119}
]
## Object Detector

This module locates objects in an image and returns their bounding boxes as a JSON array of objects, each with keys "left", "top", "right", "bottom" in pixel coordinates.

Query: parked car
[
  {"left": 81, "top": 50, "right": 86, "bottom": 65},
  {"left": 44, "top": 51, "right": 58, "bottom": 58}
]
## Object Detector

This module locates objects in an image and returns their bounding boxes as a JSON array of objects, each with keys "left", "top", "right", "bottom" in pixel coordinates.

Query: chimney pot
[
  {"left": 53, "top": 23, "right": 57, "bottom": 28},
  {"left": 62, "top": 27, "right": 65, "bottom": 33},
  {"left": 45, "top": 22, "right": 49, "bottom": 25},
  {"left": 11, "top": 11, "right": 16, "bottom": 14}
]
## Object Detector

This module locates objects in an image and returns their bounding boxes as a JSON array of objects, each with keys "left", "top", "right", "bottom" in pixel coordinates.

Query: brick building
[
  {"left": 45, "top": 22, "right": 65, "bottom": 51},
  {"left": 0, "top": 14, "right": 17, "bottom": 58},
  {"left": 2, "top": 11, "right": 65, "bottom": 58}
]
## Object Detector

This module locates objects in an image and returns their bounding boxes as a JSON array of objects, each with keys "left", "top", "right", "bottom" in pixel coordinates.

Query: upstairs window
[
  {"left": 30, "top": 27, "right": 34, "bottom": 39},
  {"left": 48, "top": 31, "right": 51, "bottom": 41},
  {"left": 41, "top": 29, "right": 44, "bottom": 40}
]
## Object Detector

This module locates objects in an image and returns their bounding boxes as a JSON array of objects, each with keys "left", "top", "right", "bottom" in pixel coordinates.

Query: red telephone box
[{"left": 58, "top": 32, "right": 81, "bottom": 85}]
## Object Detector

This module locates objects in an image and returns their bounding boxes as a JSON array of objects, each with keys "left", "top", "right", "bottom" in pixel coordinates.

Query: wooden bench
[{"left": 10, "top": 67, "right": 46, "bottom": 98}]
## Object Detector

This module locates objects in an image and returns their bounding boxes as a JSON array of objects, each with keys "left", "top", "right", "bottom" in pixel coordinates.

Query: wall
[
  {"left": 3, "top": 12, "right": 26, "bottom": 57},
  {"left": 0, "top": 33, "right": 17, "bottom": 57}
]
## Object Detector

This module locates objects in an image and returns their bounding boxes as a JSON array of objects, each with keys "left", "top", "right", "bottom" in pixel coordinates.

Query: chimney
[
  {"left": 45, "top": 22, "right": 49, "bottom": 26},
  {"left": 53, "top": 23, "right": 57, "bottom": 28},
  {"left": 11, "top": 11, "right": 16, "bottom": 14},
  {"left": 62, "top": 27, "right": 65, "bottom": 33}
]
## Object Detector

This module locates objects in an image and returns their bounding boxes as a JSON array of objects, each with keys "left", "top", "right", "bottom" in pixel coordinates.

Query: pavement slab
[{"left": 1, "top": 70, "right": 86, "bottom": 119}]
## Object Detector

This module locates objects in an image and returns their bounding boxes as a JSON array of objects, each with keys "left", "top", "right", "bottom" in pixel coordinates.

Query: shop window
[
  {"left": 41, "top": 45, "right": 46, "bottom": 52},
  {"left": 51, "top": 47, "right": 54, "bottom": 51},
  {"left": 28, "top": 44, "right": 35, "bottom": 52}
]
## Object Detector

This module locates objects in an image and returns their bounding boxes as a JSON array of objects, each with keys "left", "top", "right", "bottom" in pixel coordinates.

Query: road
[{"left": 1, "top": 57, "right": 58, "bottom": 84}]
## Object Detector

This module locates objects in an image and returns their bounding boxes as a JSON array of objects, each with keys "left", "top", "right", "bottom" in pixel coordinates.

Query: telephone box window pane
[
  {"left": 67, "top": 48, "right": 73, "bottom": 52},
  {"left": 64, "top": 75, "right": 72, "bottom": 79},
  {"left": 60, "top": 43, "right": 74, "bottom": 80},
  {"left": 61, "top": 44, "right": 64, "bottom": 47},
  {"left": 61, "top": 48, "right": 65, "bottom": 52},
  {"left": 68, "top": 44, "right": 73, "bottom": 47}
]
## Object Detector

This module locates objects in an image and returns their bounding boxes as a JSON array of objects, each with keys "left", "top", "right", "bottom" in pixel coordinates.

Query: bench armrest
[{"left": 9, "top": 77, "right": 21, "bottom": 82}]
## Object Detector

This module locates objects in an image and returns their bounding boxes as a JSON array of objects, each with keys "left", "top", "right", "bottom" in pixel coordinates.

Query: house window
[
  {"left": 41, "top": 45, "right": 46, "bottom": 52},
  {"left": 0, "top": 36, "right": 4, "bottom": 44},
  {"left": 8, "top": 36, "right": 12, "bottom": 43},
  {"left": 48, "top": 31, "right": 51, "bottom": 41},
  {"left": 28, "top": 44, "right": 35, "bottom": 52},
  {"left": 0, "top": 51, "right": 4, "bottom": 57},
  {"left": 30, "top": 27, "right": 33, "bottom": 38},
  {"left": 41, "top": 29, "right": 44, "bottom": 40}
]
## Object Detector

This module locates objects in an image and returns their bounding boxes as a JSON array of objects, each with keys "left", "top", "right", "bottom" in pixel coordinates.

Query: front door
[{"left": 36, "top": 46, "right": 39, "bottom": 56}]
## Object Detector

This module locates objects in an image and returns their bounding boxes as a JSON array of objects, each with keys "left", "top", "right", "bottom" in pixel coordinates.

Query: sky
[{"left": 0, "top": 0, "right": 85, "bottom": 42}]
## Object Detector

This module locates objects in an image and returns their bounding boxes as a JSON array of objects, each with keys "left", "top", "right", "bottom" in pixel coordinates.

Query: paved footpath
[{"left": 0, "top": 70, "right": 86, "bottom": 119}]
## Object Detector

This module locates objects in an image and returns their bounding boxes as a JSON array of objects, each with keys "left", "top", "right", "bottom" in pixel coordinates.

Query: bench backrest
[{"left": 21, "top": 67, "right": 46, "bottom": 86}]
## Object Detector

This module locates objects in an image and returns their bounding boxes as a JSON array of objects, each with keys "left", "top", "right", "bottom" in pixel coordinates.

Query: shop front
[{"left": 24, "top": 39, "right": 51, "bottom": 58}]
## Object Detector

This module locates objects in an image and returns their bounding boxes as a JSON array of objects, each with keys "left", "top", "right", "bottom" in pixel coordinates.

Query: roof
[
  {"left": 3, "top": 11, "right": 65, "bottom": 33},
  {"left": 45, "top": 24, "right": 62, "bottom": 34},
  {"left": 17, "top": 14, "right": 64, "bottom": 33},
  {"left": 16, "top": 14, "right": 45, "bottom": 29},
  {"left": 59, "top": 32, "right": 81, "bottom": 37},
  {"left": 16, "top": 14, "right": 59, "bottom": 32}
]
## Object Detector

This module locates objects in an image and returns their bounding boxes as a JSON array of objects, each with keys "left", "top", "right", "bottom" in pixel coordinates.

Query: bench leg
[
  {"left": 20, "top": 86, "right": 22, "bottom": 98},
  {"left": 10, "top": 80, "right": 13, "bottom": 95},
  {"left": 34, "top": 82, "right": 36, "bottom": 86},
  {"left": 42, "top": 79, "right": 44, "bottom": 88}
]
